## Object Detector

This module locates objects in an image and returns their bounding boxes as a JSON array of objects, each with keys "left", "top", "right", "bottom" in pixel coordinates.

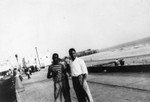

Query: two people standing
[
  {"left": 47, "top": 48, "right": 93, "bottom": 102},
  {"left": 47, "top": 53, "right": 71, "bottom": 102}
]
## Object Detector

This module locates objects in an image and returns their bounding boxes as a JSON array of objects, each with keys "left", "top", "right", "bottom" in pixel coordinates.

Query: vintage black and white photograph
[{"left": 0, "top": 0, "right": 150, "bottom": 102}]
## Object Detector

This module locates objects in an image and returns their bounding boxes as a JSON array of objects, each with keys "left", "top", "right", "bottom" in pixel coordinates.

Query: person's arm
[
  {"left": 47, "top": 66, "right": 52, "bottom": 79},
  {"left": 61, "top": 63, "right": 66, "bottom": 76},
  {"left": 83, "top": 74, "right": 87, "bottom": 80},
  {"left": 79, "top": 59, "right": 88, "bottom": 80},
  {"left": 65, "top": 63, "right": 72, "bottom": 77}
]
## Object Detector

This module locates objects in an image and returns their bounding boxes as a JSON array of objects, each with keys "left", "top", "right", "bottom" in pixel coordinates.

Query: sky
[{"left": 0, "top": 0, "right": 150, "bottom": 63}]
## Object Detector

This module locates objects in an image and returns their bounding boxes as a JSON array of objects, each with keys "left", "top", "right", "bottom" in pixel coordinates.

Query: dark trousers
[
  {"left": 72, "top": 75, "right": 89, "bottom": 102},
  {"left": 62, "top": 77, "right": 71, "bottom": 102}
]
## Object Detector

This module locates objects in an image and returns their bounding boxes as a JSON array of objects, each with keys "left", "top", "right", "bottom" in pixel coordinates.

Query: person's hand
[
  {"left": 68, "top": 76, "right": 72, "bottom": 80},
  {"left": 78, "top": 75, "right": 85, "bottom": 85},
  {"left": 83, "top": 74, "right": 87, "bottom": 80},
  {"left": 47, "top": 74, "right": 52, "bottom": 79}
]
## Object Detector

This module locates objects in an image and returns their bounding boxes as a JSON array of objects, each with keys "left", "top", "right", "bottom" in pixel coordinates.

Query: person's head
[
  {"left": 52, "top": 53, "right": 59, "bottom": 64},
  {"left": 64, "top": 56, "right": 70, "bottom": 64},
  {"left": 69, "top": 48, "right": 77, "bottom": 60},
  {"left": 64, "top": 56, "right": 68, "bottom": 60}
]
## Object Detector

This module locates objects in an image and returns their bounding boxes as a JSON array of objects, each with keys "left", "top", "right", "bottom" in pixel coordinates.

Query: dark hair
[
  {"left": 64, "top": 56, "right": 68, "bottom": 59},
  {"left": 52, "top": 53, "right": 59, "bottom": 59},
  {"left": 69, "top": 48, "right": 76, "bottom": 55}
]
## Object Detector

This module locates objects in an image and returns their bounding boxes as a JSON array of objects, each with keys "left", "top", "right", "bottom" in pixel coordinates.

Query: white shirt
[{"left": 69, "top": 57, "right": 88, "bottom": 77}]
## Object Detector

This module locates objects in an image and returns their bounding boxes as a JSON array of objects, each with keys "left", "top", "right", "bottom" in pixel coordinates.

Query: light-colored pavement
[
  {"left": 16, "top": 68, "right": 150, "bottom": 102},
  {"left": 87, "top": 73, "right": 150, "bottom": 91},
  {"left": 16, "top": 68, "right": 77, "bottom": 102},
  {"left": 16, "top": 69, "right": 54, "bottom": 102}
]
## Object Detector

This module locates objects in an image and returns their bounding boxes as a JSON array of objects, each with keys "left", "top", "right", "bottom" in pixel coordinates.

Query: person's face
[
  {"left": 69, "top": 50, "right": 77, "bottom": 60},
  {"left": 65, "top": 58, "right": 70, "bottom": 64},
  {"left": 53, "top": 55, "right": 59, "bottom": 63}
]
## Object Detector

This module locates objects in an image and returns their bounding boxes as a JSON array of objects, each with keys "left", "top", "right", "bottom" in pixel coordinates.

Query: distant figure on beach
[
  {"left": 34, "top": 65, "right": 38, "bottom": 72},
  {"left": 114, "top": 59, "right": 120, "bottom": 66},
  {"left": 13, "top": 68, "right": 24, "bottom": 91},
  {"left": 119, "top": 59, "right": 125, "bottom": 66},
  {"left": 7, "top": 69, "right": 13, "bottom": 76},
  {"left": 68, "top": 48, "right": 94, "bottom": 102},
  {"left": 25, "top": 68, "right": 31, "bottom": 79},
  {"left": 47, "top": 53, "right": 65, "bottom": 102},
  {"left": 13, "top": 68, "right": 20, "bottom": 77},
  {"left": 17, "top": 69, "right": 23, "bottom": 81},
  {"left": 29, "top": 67, "right": 32, "bottom": 75}
]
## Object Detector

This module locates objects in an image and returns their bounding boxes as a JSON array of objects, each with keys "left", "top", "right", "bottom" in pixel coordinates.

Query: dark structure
[
  {"left": 88, "top": 64, "right": 150, "bottom": 73},
  {"left": 0, "top": 77, "right": 17, "bottom": 102},
  {"left": 77, "top": 49, "right": 98, "bottom": 57}
]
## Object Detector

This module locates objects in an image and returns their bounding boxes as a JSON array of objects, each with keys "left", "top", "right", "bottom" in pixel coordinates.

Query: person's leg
[
  {"left": 72, "top": 77, "right": 86, "bottom": 102},
  {"left": 62, "top": 79, "right": 71, "bottom": 102},
  {"left": 30, "top": 71, "right": 32, "bottom": 75},
  {"left": 54, "top": 82, "right": 63, "bottom": 102},
  {"left": 27, "top": 74, "right": 30, "bottom": 79},
  {"left": 28, "top": 74, "right": 31, "bottom": 79}
]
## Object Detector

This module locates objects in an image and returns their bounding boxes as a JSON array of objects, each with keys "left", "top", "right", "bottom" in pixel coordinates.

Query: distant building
[{"left": 77, "top": 49, "right": 97, "bottom": 57}]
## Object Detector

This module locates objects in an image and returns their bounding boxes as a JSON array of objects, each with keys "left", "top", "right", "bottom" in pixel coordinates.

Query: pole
[
  {"left": 35, "top": 47, "right": 41, "bottom": 69},
  {"left": 15, "top": 54, "right": 20, "bottom": 68}
]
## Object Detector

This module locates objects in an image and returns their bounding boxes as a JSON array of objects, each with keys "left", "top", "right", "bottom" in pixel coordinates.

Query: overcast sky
[{"left": 0, "top": 0, "right": 150, "bottom": 61}]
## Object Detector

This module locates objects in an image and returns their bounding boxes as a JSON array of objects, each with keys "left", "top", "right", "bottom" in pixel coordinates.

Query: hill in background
[{"left": 97, "top": 36, "right": 150, "bottom": 53}]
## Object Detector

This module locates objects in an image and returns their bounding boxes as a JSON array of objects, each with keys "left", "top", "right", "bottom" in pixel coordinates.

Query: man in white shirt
[{"left": 68, "top": 48, "right": 93, "bottom": 102}]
